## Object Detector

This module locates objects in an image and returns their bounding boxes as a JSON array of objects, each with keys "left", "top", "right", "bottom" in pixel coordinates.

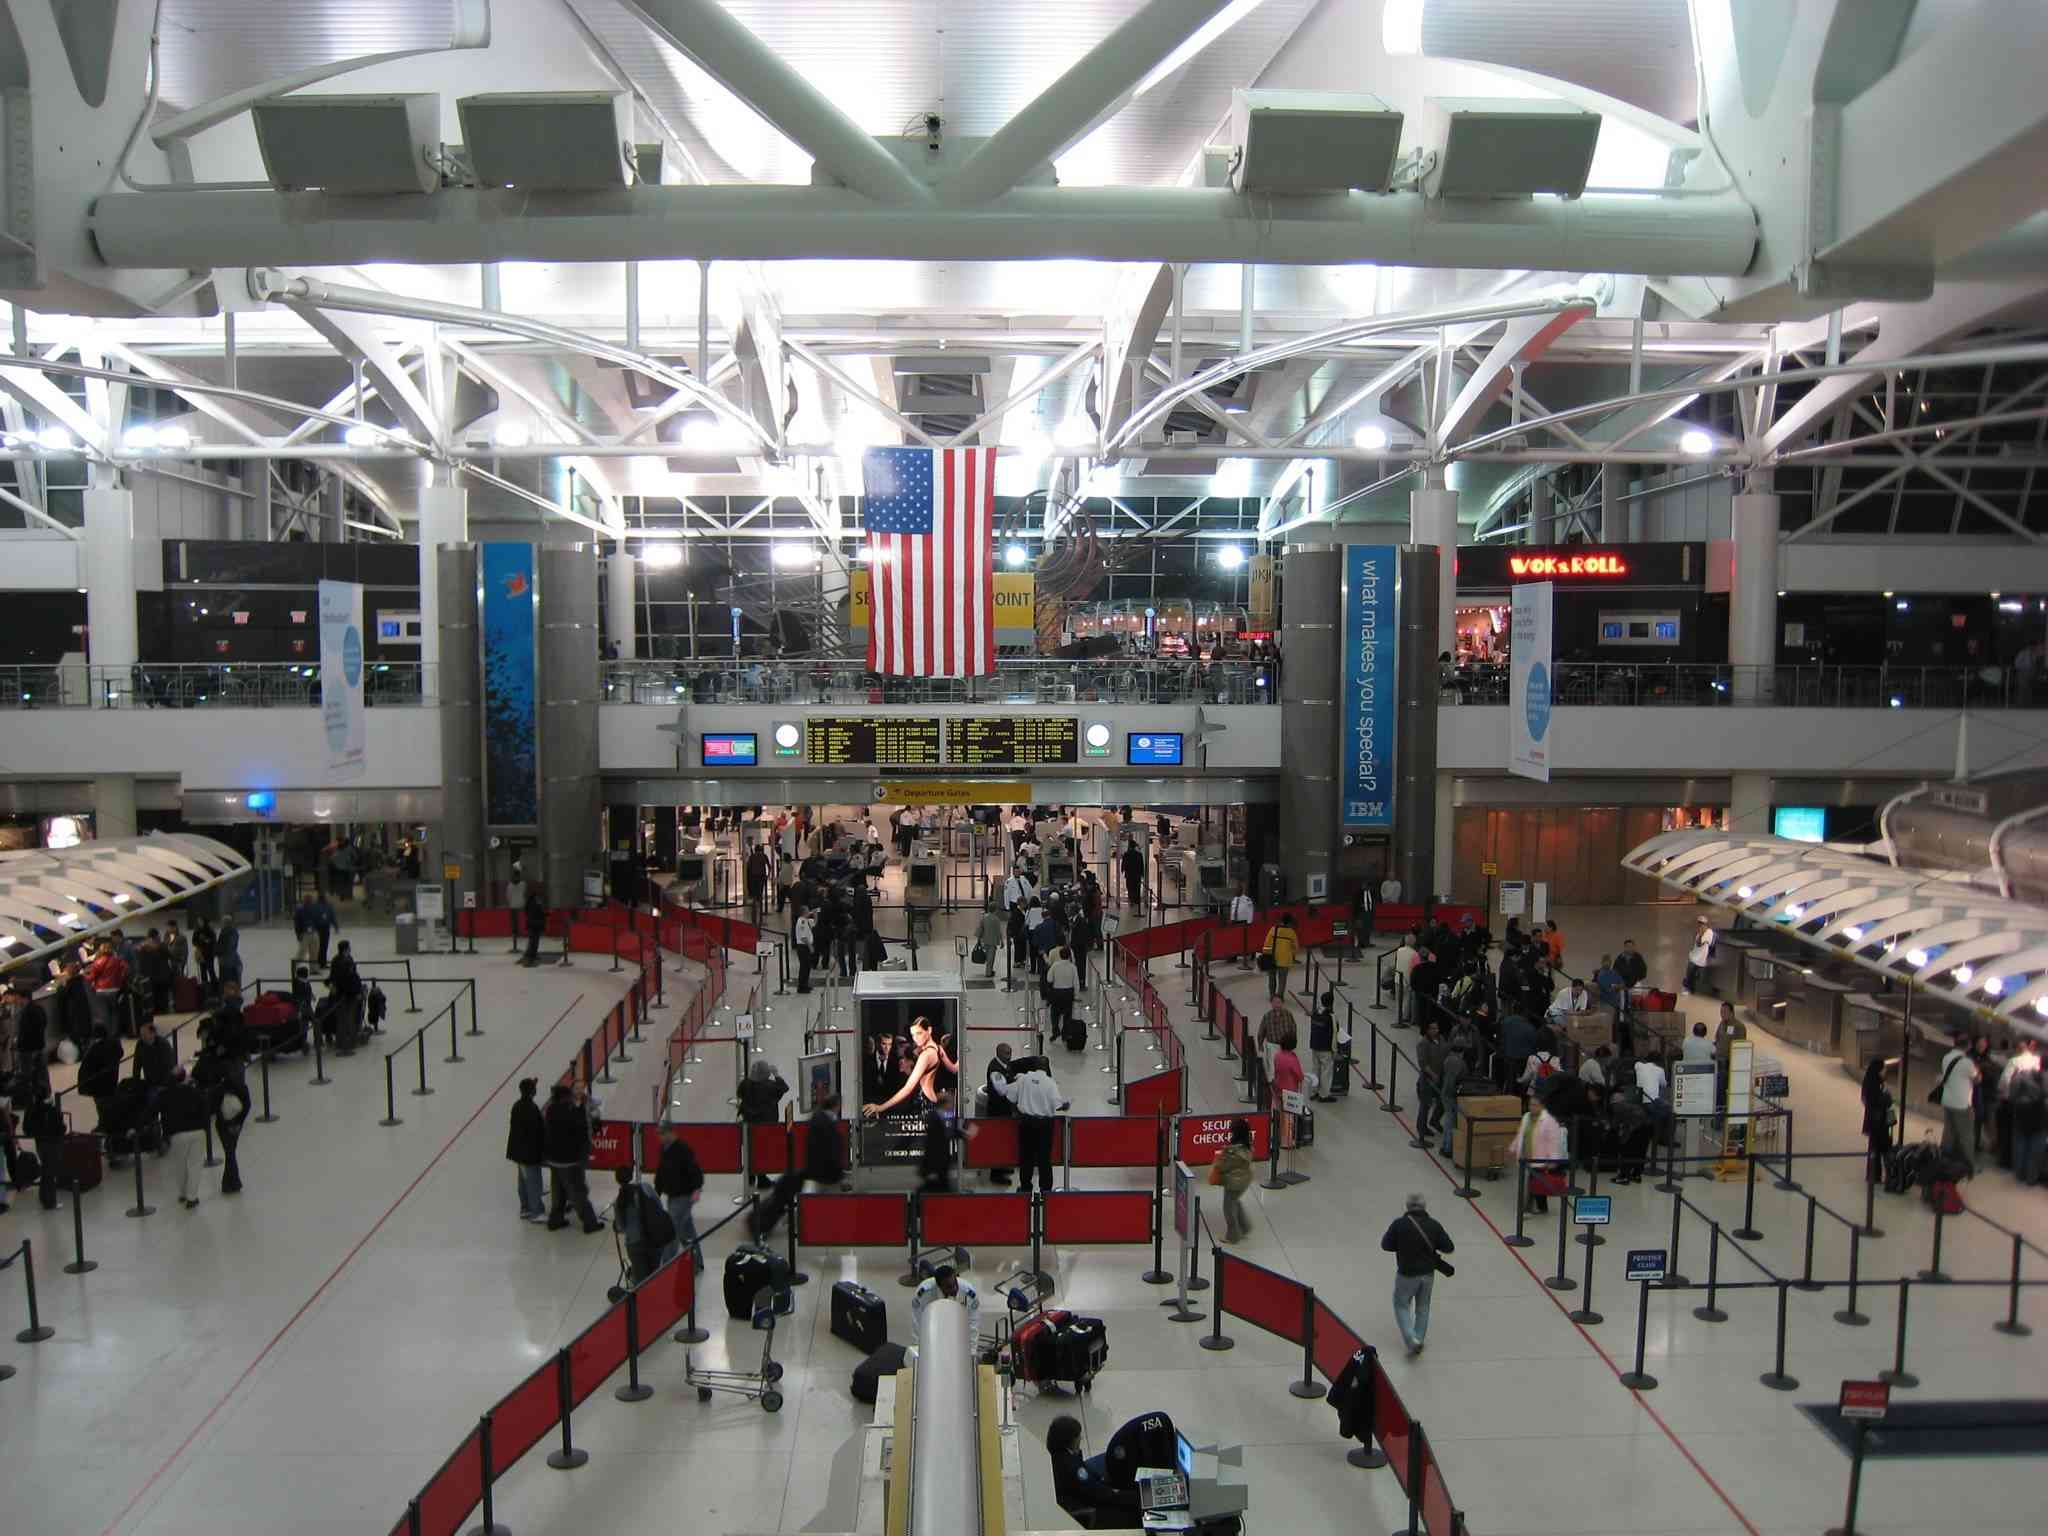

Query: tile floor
[{"left": 2, "top": 883, "right": 2042, "bottom": 1536}]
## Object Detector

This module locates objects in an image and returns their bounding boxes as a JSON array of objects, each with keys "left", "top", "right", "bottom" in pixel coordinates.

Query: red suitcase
[
  {"left": 173, "top": 976, "right": 201, "bottom": 1014},
  {"left": 63, "top": 1132, "right": 103, "bottom": 1193},
  {"left": 1011, "top": 1307, "right": 1072, "bottom": 1386}
]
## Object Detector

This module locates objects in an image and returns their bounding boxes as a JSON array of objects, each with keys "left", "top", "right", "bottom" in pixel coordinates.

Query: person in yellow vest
[{"left": 1262, "top": 914, "right": 1300, "bottom": 999}]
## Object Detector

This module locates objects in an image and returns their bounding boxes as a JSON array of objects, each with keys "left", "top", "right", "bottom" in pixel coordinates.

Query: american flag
[{"left": 862, "top": 445, "right": 997, "bottom": 677}]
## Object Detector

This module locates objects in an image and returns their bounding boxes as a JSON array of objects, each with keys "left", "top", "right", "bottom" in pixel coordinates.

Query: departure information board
[
  {"left": 804, "top": 716, "right": 942, "bottom": 766},
  {"left": 947, "top": 716, "right": 1079, "bottom": 766}
]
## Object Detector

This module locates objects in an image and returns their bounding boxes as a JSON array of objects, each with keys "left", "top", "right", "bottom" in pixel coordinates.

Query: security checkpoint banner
[
  {"left": 318, "top": 579, "right": 366, "bottom": 782},
  {"left": 1509, "top": 579, "right": 1553, "bottom": 782}
]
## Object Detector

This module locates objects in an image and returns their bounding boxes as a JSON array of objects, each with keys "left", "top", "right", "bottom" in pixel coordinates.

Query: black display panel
[
  {"left": 946, "top": 716, "right": 1079, "bottom": 765},
  {"left": 804, "top": 716, "right": 942, "bottom": 766}
]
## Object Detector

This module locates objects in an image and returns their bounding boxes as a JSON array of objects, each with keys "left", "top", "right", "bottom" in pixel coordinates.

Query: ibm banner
[
  {"left": 1509, "top": 579, "right": 1554, "bottom": 782},
  {"left": 317, "top": 579, "right": 366, "bottom": 782},
  {"left": 1341, "top": 544, "right": 1396, "bottom": 829}
]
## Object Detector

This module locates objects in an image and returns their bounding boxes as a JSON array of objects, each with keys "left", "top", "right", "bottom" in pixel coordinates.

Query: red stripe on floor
[{"left": 102, "top": 993, "right": 588, "bottom": 1536}]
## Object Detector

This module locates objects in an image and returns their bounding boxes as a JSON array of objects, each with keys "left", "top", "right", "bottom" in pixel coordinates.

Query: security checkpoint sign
[
  {"left": 1838, "top": 1380, "right": 1890, "bottom": 1421},
  {"left": 1625, "top": 1248, "right": 1667, "bottom": 1284},
  {"left": 588, "top": 1119, "right": 635, "bottom": 1171},
  {"left": 1175, "top": 1113, "right": 1271, "bottom": 1165}
]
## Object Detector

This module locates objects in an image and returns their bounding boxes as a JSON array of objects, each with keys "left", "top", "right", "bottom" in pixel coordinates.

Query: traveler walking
[
  {"left": 1309, "top": 990, "right": 1337, "bottom": 1103},
  {"left": 1211, "top": 1118, "right": 1256, "bottom": 1242},
  {"left": 216, "top": 914, "right": 242, "bottom": 991},
  {"left": 611, "top": 1168, "right": 675, "bottom": 1285},
  {"left": 1045, "top": 945, "right": 1080, "bottom": 1047},
  {"left": 193, "top": 914, "right": 218, "bottom": 996},
  {"left": 974, "top": 902, "right": 1006, "bottom": 981},
  {"left": 158, "top": 1069, "right": 211, "bottom": 1209},
  {"left": 522, "top": 885, "right": 548, "bottom": 967},
  {"left": 655, "top": 1123, "right": 706, "bottom": 1269},
  {"left": 1381, "top": 1192, "right": 1454, "bottom": 1355},
  {"left": 1934, "top": 1034, "right": 1980, "bottom": 1172},
  {"left": 1682, "top": 918, "right": 1713, "bottom": 994},
  {"left": 1261, "top": 914, "right": 1299, "bottom": 999},
  {"left": 1860, "top": 1059, "right": 1895, "bottom": 1186},
  {"left": 542, "top": 1082, "right": 605, "bottom": 1232},
  {"left": 738, "top": 1059, "right": 789, "bottom": 1189},
  {"left": 507, "top": 1077, "right": 547, "bottom": 1221}
]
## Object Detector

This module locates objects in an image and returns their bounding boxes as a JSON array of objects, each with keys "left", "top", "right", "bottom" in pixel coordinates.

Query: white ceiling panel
[{"left": 155, "top": 0, "right": 463, "bottom": 116}]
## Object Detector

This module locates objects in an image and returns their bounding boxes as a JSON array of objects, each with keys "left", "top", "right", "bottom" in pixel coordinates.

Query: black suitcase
[
  {"left": 63, "top": 1131, "right": 103, "bottom": 1192},
  {"left": 1053, "top": 1315, "right": 1107, "bottom": 1390},
  {"left": 830, "top": 1280, "right": 888, "bottom": 1353},
  {"left": 1293, "top": 1107, "right": 1315, "bottom": 1148},
  {"left": 1062, "top": 1017, "right": 1087, "bottom": 1050},
  {"left": 1329, "top": 1049, "right": 1352, "bottom": 1099},
  {"left": 851, "top": 1342, "right": 909, "bottom": 1404},
  {"left": 723, "top": 1244, "right": 791, "bottom": 1318}
]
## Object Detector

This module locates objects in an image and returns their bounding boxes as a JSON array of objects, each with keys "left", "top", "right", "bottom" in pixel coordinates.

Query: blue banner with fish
[{"left": 481, "top": 542, "right": 538, "bottom": 827}]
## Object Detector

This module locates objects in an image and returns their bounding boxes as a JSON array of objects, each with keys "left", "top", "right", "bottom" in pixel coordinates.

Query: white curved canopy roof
[
  {"left": 1621, "top": 831, "right": 2048, "bottom": 1041},
  {"left": 0, "top": 835, "right": 252, "bottom": 976}
]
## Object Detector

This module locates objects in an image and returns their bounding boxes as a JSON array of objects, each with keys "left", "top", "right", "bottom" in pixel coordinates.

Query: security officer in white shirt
[{"left": 911, "top": 1265, "right": 980, "bottom": 1342}]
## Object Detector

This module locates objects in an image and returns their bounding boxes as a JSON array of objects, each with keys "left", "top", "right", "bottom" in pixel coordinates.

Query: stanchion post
[
  {"left": 1143, "top": 1125, "right": 1172, "bottom": 1284},
  {"left": 126, "top": 1136, "right": 154, "bottom": 1218},
  {"left": 1773, "top": 1109, "right": 1800, "bottom": 1192},
  {"left": 1918, "top": 1206, "right": 1950, "bottom": 1284},
  {"left": 1693, "top": 1223, "right": 1727, "bottom": 1323},
  {"left": 1390, "top": 1421, "right": 1425, "bottom": 1536},
  {"left": 1576, "top": 1159, "right": 1606, "bottom": 1248},
  {"left": 1619, "top": 1278, "right": 1659, "bottom": 1390},
  {"left": 1545, "top": 1186, "right": 1577, "bottom": 1292},
  {"left": 1199, "top": 1244, "right": 1233, "bottom": 1352},
  {"left": 467, "top": 982, "right": 482, "bottom": 1038},
  {"left": 1994, "top": 1233, "right": 2031, "bottom": 1338},
  {"left": 1861, "top": 1168, "right": 1883, "bottom": 1240},
  {"left": 1653, "top": 1123, "right": 1681, "bottom": 1195},
  {"left": 546, "top": 1346, "right": 589, "bottom": 1470},
  {"left": 202, "top": 1118, "right": 219, "bottom": 1169},
  {"left": 1796, "top": 1196, "right": 1824, "bottom": 1291},
  {"left": 1568, "top": 1210, "right": 1602, "bottom": 1324},
  {"left": 412, "top": 1032, "right": 434, "bottom": 1098},
  {"left": 256, "top": 1051, "right": 277, "bottom": 1123},
  {"left": 1663, "top": 1184, "right": 1691, "bottom": 1287},
  {"left": 12, "top": 1240, "right": 53, "bottom": 1343},
  {"left": 1835, "top": 1227, "right": 1869, "bottom": 1327},
  {"left": 1826, "top": 1417, "right": 1870, "bottom": 1536},
  {"left": 403, "top": 958, "right": 418, "bottom": 1014},
  {"left": 1380, "top": 1048, "right": 1401, "bottom": 1115},
  {"left": 1503, "top": 1158, "right": 1535, "bottom": 1248},
  {"left": 1758, "top": 1279, "right": 1799, "bottom": 1391},
  {"left": 446, "top": 1004, "right": 464, "bottom": 1065},
  {"left": 1361, "top": 1013, "right": 1381, "bottom": 1092},
  {"left": 1288, "top": 1286, "right": 1323, "bottom": 1398},
  {"left": 310, "top": 1020, "right": 330, "bottom": 1086},
  {"left": 65, "top": 1180, "right": 95, "bottom": 1275},
  {"left": 1261, "top": 1107, "right": 1286, "bottom": 1193},
  {"left": 615, "top": 1289, "right": 654, "bottom": 1403},
  {"left": 1453, "top": 1116, "right": 1478, "bottom": 1200},
  {"left": 1733, "top": 1149, "right": 1762, "bottom": 1241},
  {"left": 472, "top": 1411, "right": 507, "bottom": 1536},
  {"left": 380, "top": 1056, "right": 403, "bottom": 1127},
  {"left": 1880, "top": 1279, "right": 1919, "bottom": 1388}
]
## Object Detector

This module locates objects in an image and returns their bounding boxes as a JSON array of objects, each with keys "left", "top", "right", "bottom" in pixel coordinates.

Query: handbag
[
  {"left": 1928, "top": 1054, "right": 1963, "bottom": 1106},
  {"left": 970, "top": 943, "right": 989, "bottom": 966},
  {"left": 1207, "top": 1159, "right": 1225, "bottom": 1187},
  {"left": 1408, "top": 1215, "right": 1455, "bottom": 1277},
  {"left": 1257, "top": 951, "right": 1274, "bottom": 973}
]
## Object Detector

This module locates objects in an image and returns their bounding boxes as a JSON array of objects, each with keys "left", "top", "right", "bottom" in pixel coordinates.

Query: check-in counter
[
  {"left": 1771, "top": 968, "right": 1858, "bottom": 1053},
  {"left": 1841, "top": 992, "right": 1906, "bottom": 1077}
]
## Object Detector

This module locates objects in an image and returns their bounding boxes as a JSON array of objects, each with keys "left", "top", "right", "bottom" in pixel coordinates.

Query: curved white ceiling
[{"left": 0, "top": 834, "right": 252, "bottom": 975}]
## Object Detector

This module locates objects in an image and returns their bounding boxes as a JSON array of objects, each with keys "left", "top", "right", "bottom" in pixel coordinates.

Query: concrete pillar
[
  {"left": 606, "top": 544, "right": 637, "bottom": 659},
  {"left": 1407, "top": 470, "right": 1457, "bottom": 660},
  {"left": 1278, "top": 545, "right": 1340, "bottom": 904},
  {"left": 1433, "top": 770, "right": 1455, "bottom": 905},
  {"left": 94, "top": 774, "right": 138, "bottom": 839},
  {"left": 82, "top": 479, "right": 138, "bottom": 694},
  {"left": 538, "top": 544, "right": 602, "bottom": 910},
  {"left": 1531, "top": 477, "right": 1555, "bottom": 545},
  {"left": 1628, "top": 498, "right": 1647, "bottom": 542},
  {"left": 434, "top": 545, "right": 486, "bottom": 913},
  {"left": 1600, "top": 468, "right": 1626, "bottom": 542},
  {"left": 1730, "top": 771, "right": 1773, "bottom": 839},
  {"left": 1731, "top": 487, "right": 1781, "bottom": 701},
  {"left": 417, "top": 480, "right": 469, "bottom": 687}
]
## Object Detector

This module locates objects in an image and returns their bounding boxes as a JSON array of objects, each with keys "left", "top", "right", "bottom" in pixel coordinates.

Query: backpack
[
  {"left": 637, "top": 1187, "right": 677, "bottom": 1249},
  {"left": 1532, "top": 1054, "right": 1557, "bottom": 1082},
  {"left": 367, "top": 983, "right": 388, "bottom": 1029},
  {"left": 2008, "top": 1070, "right": 2045, "bottom": 1113}
]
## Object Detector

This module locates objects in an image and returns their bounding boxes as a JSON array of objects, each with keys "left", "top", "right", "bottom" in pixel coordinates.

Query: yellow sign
[
  {"left": 849, "top": 569, "right": 1035, "bottom": 631},
  {"left": 1481, "top": 862, "right": 1498, "bottom": 876},
  {"left": 443, "top": 862, "right": 462, "bottom": 881},
  {"left": 876, "top": 781, "right": 1030, "bottom": 805}
]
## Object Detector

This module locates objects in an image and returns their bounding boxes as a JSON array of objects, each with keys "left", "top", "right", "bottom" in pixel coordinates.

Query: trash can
[{"left": 395, "top": 913, "right": 420, "bottom": 956}]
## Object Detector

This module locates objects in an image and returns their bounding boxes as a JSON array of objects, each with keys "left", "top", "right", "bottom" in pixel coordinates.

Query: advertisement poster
[
  {"left": 481, "top": 542, "right": 539, "bottom": 827},
  {"left": 1509, "top": 579, "right": 1554, "bottom": 782},
  {"left": 317, "top": 579, "right": 366, "bottom": 781},
  {"left": 1341, "top": 544, "right": 1396, "bottom": 828}
]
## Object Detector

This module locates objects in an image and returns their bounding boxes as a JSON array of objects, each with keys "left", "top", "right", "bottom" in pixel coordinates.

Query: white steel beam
[
  {"left": 282, "top": 303, "right": 441, "bottom": 448},
  {"left": 1436, "top": 307, "right": 1593, "bottom": 451}
]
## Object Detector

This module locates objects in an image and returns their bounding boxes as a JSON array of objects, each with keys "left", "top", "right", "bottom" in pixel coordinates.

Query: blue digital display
[
  {"left": 1774, "top": 806, "right": 1826, "bottom": 844},
  {"left": 1127, "top": 732, "right": 1183, "bottom": 766}
]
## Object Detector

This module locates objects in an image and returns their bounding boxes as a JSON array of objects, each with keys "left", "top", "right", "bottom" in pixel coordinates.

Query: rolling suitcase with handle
[
  {"left": 63, "top": 1131, "right": 103, "bottom": 1192},
  {"left": 830, "top": 1280, "right": 888, "bottom": 1353},
  {"left": 850, "top": 1342, "right": 908, "bottom": 1404},
  {"left": 1052, "top": 1314, "right": 1108, "bottom": 1391}
]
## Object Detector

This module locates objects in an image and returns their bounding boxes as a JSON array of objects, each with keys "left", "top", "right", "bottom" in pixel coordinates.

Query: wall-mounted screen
[
  {"left": 804, "top": 716, "right": 942, "bottom": 765},
  {"left": 947, "top": 716, "right": 1078, "bottom": 765},
  {"left": 1773, "top": 806, "right": 1826, "bottom": 844},
  {"left": 701, "top": 732, "right": 758, "bottom": 767},
  {"left": 1128, "top": 732, "right": 1184, "bottom": 766}
]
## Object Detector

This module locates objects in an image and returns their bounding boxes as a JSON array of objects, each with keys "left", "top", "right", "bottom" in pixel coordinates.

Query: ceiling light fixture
[
  {"left": 638, "top": 542, "right": 684, "bottom": 570},
  {"left": 1354, "top": 423, "right": 1390, "bottom": 452},
  {"left": 1053, "top": 416, "right": 1095, "bottom": 452},
  {"left": 1216, "top": 546, "right": 1246, "bottom": 570},
  {"left": 770, "top": 540, "right": 818, "bottom": 569},
  {"left": 343, "top": 424, "right": 385, "bottom": 447},
  {"left": 1004, "top": 543, "right": 1030, "bottom": 568},
  {"left": 1679, "top": 428, "right": 1713, "bottom": 456},
  {"left": 492, "top": 420, "right": 531, "bottom": 449},
  {"left": 36, "top": 427, "right": 72, "bottom": 452}
]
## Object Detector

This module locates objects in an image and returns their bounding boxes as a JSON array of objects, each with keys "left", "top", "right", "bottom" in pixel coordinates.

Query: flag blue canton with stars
[{"left": 862, "top": 446, "right": 936, "bottom": 533}]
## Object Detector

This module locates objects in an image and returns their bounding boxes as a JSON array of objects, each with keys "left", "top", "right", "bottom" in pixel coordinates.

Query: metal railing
[
  {"left": 1439, "top": 662, "right": 2043, "bottom": 709},
  {"left": 0, "top": 662, "right": 437, "bottom": 709},
  {"left": 599, "top": 656, "right": 1279, "bottom": 707}
]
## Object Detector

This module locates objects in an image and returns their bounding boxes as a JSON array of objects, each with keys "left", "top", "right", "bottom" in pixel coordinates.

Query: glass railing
[
  {"left": 599, "top": 656, "right": 1280, "bottom": 706},
  {"left": 1439, "top": 662, "right": 2041, "bottom": 709},
  {"left": 0, "top": 662, "right": 438, "bottom": 709}
]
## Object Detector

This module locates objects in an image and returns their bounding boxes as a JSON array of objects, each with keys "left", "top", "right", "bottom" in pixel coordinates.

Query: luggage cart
[{"left": 686, "top": 1289, "right": 787, "bottom": 1412}]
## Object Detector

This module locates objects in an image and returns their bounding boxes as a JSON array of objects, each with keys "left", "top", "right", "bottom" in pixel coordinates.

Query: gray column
[
  {"left": 1731, "top": 771, "right": 1773, "bottom": 839},
  {"left": 418, "top": 479, "right": 469, "bottom": 689},
  {"left": 435, "top": 546, "right": 486, "bottom": 912},
  {"left": 94, "top": 774, "right": 138, "bottom": 839},
  {"left": 1407, "top": 470, "right": 1457, "bottom": 660},
  {"left": 83, "top": 476, "right": 138, "bottom": 695},
  {"left": 1278, "top": 544, "right": 1340, "bottom": 903},
  {"left": 1392, "top": 546, "right": 1441, "bottom": 904},
  {"left": 1730, "top": 485, "right": 1781, "bottom": 701},
  {"left": 1600, "top": 468, "right": 1626, "bottom": 541},
  {"left": 606, "top": 544, "right": 637, "bottom": 659},
  {"left": 539, "top": 544, "right": 601, "bottom": 910},
  {"left": 1433, "top": 769, "right": 1455, "bottom": 905},
  {"left": 1531, "top": 477, "right": 1555, "bottom": 545}
]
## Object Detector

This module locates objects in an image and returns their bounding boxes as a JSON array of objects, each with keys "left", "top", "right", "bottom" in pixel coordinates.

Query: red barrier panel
[
  {"left": 749, "top": 1121, "right": 791, "bottom": 1175},
  {"left": 1124, "top": 1069, "right": 1182, "bottom": 1117},
  {"left": 1042, "top": 1190, "right": 1153, "bottom": 1244},
  {"left": 1066, "top": 1116, "right": 1161, "bottom": 1168},
  {"left": 641, "top": 1120, "right": 742, "bottom": 1175},
  {"left": 1373, "top": 1369, "right": 1415, "bottom": 1490},
  {"left": 962, "top": 1116, "right": 1021, "bottom": 1169},
  {"left": 1217, "top": 1253, "right": 1310, "bottom": 1345},
  {"left": 589, "top": 1119, "right": 636, "bottom": 1172},
  {"left": 1422, "top": 1440, "right": 1456, "bottom": 1536},
  {"left": 636, "top": 1254, "right": 695, "bottom": 1338},
  {"left": 488, "top": 1359, "right": 560, "bottom": 1471},
  {"left": 406, "top": 1428, "right": 484, "bottom": 1536},
  {"left": 799, "top": 1192, "right": 910, "bottom": 1247},
  {"left": 1311, "top": 1297, "right": 1363, "bottom": 1385},
  {"left": 455, "top": 908, "right": 517, "bottom": 939},
  {"left": 1176, "top": 1112, "right": 1270, "bottom": 1165},
  {"left": 567, "top": 921, "right": 623, "bottom": 954},
  {"left": 567, "top": 1302, "right": 631, "bottom": 1410},
  {"left": 920, "top": 1191, "right": 1032, "bottom": 1247}
]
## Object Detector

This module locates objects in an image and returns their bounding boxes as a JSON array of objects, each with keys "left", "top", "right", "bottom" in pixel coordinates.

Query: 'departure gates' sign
[{"left": 1341, "top": 545, "right": 1397, "bottom": 830}]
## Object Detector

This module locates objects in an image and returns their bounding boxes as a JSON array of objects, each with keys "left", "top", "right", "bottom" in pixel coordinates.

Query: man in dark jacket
[
  {"left": 131, "top": 1019, "right": 176, "bottom": 1091},
  {"left": 7, "top": 976, "right": 50, "bottom": 1097},
  {"left": 983, "top": 1044, "right": 1017, "bottom": 1186},
  {"left": 745, "top": 844, "right": 770, "bottom": 925},
  {"left": 157, "top": 1068, "right": 211, "bottom": 1208},
  {"left": 737, "top": 1060, "right": 788, "bottom": 1189},
  {"left": 21, "top": 1083, "right": 66, "bottom": 1210},
  {"left": 506, "top": 1077, "right": 546, "bottom": 1222},
  {"left": 655, "top": 1124, "right": 705, "bottom": 1271},
  {"left": 522, "top": 886, "right": 548, "bottom": 967},
  {"left": 542, "top": 1082, "right": 603, "bottom": 1231},
  {"left": 1380, "top": 1192, "right": 1455, "bottom": 1355},
  {"left": 79, "top": 1029, "right": 125, "bottom": 1133},
  {"left": 191, "top": 1028, "right": 250, "bottom": 1195}
]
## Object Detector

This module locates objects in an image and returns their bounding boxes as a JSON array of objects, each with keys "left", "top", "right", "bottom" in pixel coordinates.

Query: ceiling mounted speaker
[
  {"left": 1229, "top": 90, "right": 1405, "bottom": 195},
  {"left": 251, "top": 94, "right": 441, "bottom": 194},
  {"left": 458, "top": 93, "right": 633, "bottom": 191},
  {"left": 1426, "top": 97, "right": 1602, "bottom": 199}
]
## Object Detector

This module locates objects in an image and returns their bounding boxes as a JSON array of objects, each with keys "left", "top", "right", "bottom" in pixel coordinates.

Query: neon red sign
[{"left": 1506, "top": 553, "right": 1630, "bottom": 579}]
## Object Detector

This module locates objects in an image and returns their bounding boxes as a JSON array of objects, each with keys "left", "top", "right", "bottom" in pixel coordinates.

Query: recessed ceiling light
[{"left": 1679, "top": 429, "right": 1712, "bottom": 456}]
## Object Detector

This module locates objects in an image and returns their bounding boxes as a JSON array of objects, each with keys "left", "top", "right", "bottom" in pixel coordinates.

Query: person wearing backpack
[
  {"left": 1519, "top": 1027, "right": 1562, "bottom": 1093},
  {"left": 612, "top": 1168, "right": 677, "bottom": 1284},
  {"left": 2003, "top": 1041, "right": 2047, "bottom": 1186}
]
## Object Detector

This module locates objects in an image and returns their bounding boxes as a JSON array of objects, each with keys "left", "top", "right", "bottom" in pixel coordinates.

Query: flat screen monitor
[
  {"left": 1128, "top": 731, "right": 1184, "bottom": 766},
  {"left": 677, "top": 855, "right": 706, "bottom": 881},
  {"left": 1773, "top": 806, "right": 1826, "bottom": 844},
  {"left": 701, "top": 732, "right": 758, "bottom": 767},
  {"left": 1176, "top": 1431, "right": 1194, "bottom": 1478}
]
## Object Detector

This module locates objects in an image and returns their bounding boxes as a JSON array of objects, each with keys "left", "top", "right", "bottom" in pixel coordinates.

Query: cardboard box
[
  {"left": 1456, "top": 1092, "right": 1526, "bottom": 1171},
  {"left": 1563, "top": 1006, "right": 1614, "bottom": 1052},
  {"left": 1633, "top": 1010, "right": 1685, "bottom": 1054}
]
